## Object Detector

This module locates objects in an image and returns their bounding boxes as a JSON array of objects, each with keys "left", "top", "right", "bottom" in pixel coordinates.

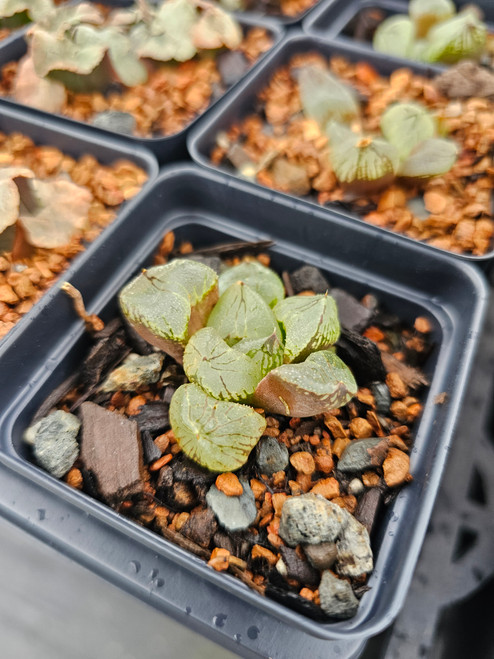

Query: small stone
[
  {"left": 349, "top": 417, "right": 373, "bottom": 439},
  {"left": 272, "top": 158, "right": 311, "bottom": 196},
  {"left": 383, "top": 447, "right": 411, "bottom": 487},
  {"left": 279, "top": 545, "right": 320, "bottom": 587},
  {"left": 92, "top": 110, "right": 136, "bottom": 135},
  {"left": 386, "top": 372, "right": 409, "bottom": 399},
  {"left": 337, "top": 438, "right": 390, "bottom": 473},
  {"left": 217, "top": 50, "right": 249, "bottom": 87},
  {"left": 335, "top": 509, "right": 373, "bottom": 578},
  {"left": 24, "top": 410, "right": 80, "bottom": 479},
  {"left": 330, "top": 288, "right": 374, "bottom": 332},
  {"left": 290, "top": 265, "right": 330, "bottom": 295},
  {"left": 290, "top": 451, "right": 315, "bottom": 475},
  {"left": 303, "top": 542, "right": 338, "bottom": 571},
  {"left": 435, "top": 61, "right": 494, "bottom": 100},
  {"left": 348, "top": 478, "right": 365, "bottom": 496},
  {"left": 206, "top": 479, "right": 257, "bottom": 531},
  {"left": 319, "top": 571, "right": 359, "bottom": 619},
  {"left": 252, "top": 544, "right": 278, "bottom": 566},
  {"left": 309, "top": 477, "right": 339, "bottom": 499},
  {"left": 215, "top": 472, "right": 243, "bottom": 497},
  {"left": 371, "top": 381, "right": 391, "bottom": 414},
  {"left": 278, "top": 493, "right": 346, "bottom": 547},
  {"left": 256, "top": 436, "right": 289, "bottom": 476},
  {"left": 100, "top": 353, "right": 164, "bottom": 393}
]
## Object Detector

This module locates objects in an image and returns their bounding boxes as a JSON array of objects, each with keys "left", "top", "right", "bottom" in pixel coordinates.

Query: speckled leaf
[
  {"left": 170, "top": 383, "right": 266, "bottom": 472},
  {"left": 399, "top": 138, "right": 458, "bottom": 178},
  {"left": 18, "top": 177, "right": 92, "bottom": 248},
  {"left": 298, "top": 66, "right": 360, "bottom": 129},
  {"left": 119, "top": 259, "right": 219, "bottom": 360},
  {"left": 409, "top": 0, "right": 456, "bottom": 38},
  {"left": 380, "top": 103, "right": 436, "bottom": 159},
  {"left": 234, "top": 331, "right": 284, "bottom": 379},
  {"left": 330, "top": 133, "right": 399, "bottom": 189},
  {"left": 207, "top": 282, "right": 280, "bottom": 346},
  {"left": 253, "top": 350, "right": 357, "bottom": 417},
  {"left": 423, "top": 11, "right": 487, "bottom": 63},
  {"left": 183, "top": 327, "right": 259, "bottom": 402},
  {"left": 372, "top": 15, "right": 415, "bottom": 58},
  {"left": 218, "top": 260, "right": 285, "bottom": 308},
  {"left": 274, "top": 294, "right": 340, "bottom": 364}
]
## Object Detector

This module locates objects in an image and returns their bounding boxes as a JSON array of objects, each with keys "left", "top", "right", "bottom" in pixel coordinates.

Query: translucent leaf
[
  {"left": 274, "top": 294, "right": 340, "bottom": 364},
  {"left": 170, "top": 383, "right": 266, "bottom": 472},
  {"left": 17, "top": 177, "right": 92, "bottom": 248},
  {"left": 423, "top": 11, "right": 487, "bottom": 64},
  {"left": 104, "top": 29, "right": 148, "bottom": 87},
  {"left": 298, "top": 66, "right": 360, "bottom": 129},
  {"left": 183, "top": 327, "right": 260, "bottom": 403},
  {"left": 326, "top": 120, "right": 356, "bottom": 147},
  {"left": 399, "top": 138, "right": 458, "bottom": 178},
  {"left": 234, "top": 331, "right": 284, "bottom": 379},
  {"left": 409, "top": 0, "right": 456, "bottom": 38},
  {"left": 218, "top": 260, "right": 285, "bottom": 308},
  {"left": 372, "top": 15, "right": 415, "bottom": 58},
  {"left": 330, "top": 133, "right": 399, "bottom": 191},
  {"left": 207, "top": 282, "right": 280, "bottom": 346},
  {"left": 191, "top": 4, "right": 242, "bottom": 50},
  {"left": 253, "top": 350, "right": 357, "bottom": 417},
  {"left": 35, "top": 2, "right": 103, "bottom": 34},
  {"left": 380, "top": 102, "right": 436, "bottom": 159},
  {"left": 119, "top": 259, "right": 219, "bottom": 360},
  {"left": 12, "top": 55, "right": 66, "bottom": 113}
]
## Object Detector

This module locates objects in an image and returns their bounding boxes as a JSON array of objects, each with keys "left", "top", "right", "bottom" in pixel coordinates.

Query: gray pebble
[
  {"left": 330, "top": 288, "right": 374, "bottom": 332},
  {"left": 100, "top": 353, "right": 163, "bottom": 393},
  {"left": 92, "top": 110, "right": 136, "bottom": 135},
  {"left": 319, "top": 570, "right": 359, "bottom": 619},
  {"left": 256, "top": 436, "right": 289, "bottom": 476},
  {"left": 303, "top": 542, "right": 338, "bottom": 571},
  {"left": 206, "top": 479, "right": 257, "bottom": 532},
  {"left": 337, "top": 437, "right": 388, "bottom": 473},
  {"left": 371, "top": 381, "right": 391, "bottom": 414},
  {"left": 279, "top": 494, "right": 346, "bottom": 547},
  {"left": 289, "top": 266, "right": 330, "bottom": 295},
  {"left": 217, "top": 50, "right": 249, "bottom": 87},
  {"left": 348, "top": 478, "right": 365, "bottom": 496},
  {"left": 335, "top": 509, "right": 373, "bottom": 578},
  {"left": 23, "top": 410, "right": 80, "bottom": 479}
]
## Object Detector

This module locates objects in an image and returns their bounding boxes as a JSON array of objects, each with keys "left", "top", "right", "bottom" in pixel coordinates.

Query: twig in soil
[
  {"left": 184, "top": 240, "right": 274, "bottom": 258},
  {"left": 61, "top": 282, "right": 104, "bottom": 333}
]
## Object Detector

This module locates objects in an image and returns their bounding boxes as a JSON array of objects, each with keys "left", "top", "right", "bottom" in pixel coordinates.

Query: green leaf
[
  {"left": 326, "top": 120, "right": 356, "bottom": 147},
  {"left": 409, "top": 0, "right": 456, "bottom": 38},
  {"left": 399, "top": 137, "right": 458, "bottom": 178},
  {"left": 119, "top": 259, "right": 219, "bottom": 361},
  {"left": 218, "top": 260, "right": 285, "bottom": 308},
  {"left": 253, "top": 350, "right": 357, "bottom": 417},
  {"left": 298, "top": 65, "right": 360, "bottom": 129},
  {"left": 372, "top": 15, "right": 416, "bottom": 58},
  {"left": 103, "top": 29, "right": 148, "bottom": 87},
  {"left": 423, "top": 11, "right": 487, "bottom": 64},
  {"left": 183, "top": 327, "right": 260, "bottom": 403},
  {"left": 234, "top": 331, "right": 284, "bottom": 379},
  {"left": 380, "top": 102, "right": 436, "bottom": 160},
  {"left": 207, "top": 282, "right": 280, "bottom": 346},
  {"left": 330, "top": 133, "right": 399, "bottom": 191},
  {"left": 274, "top": 294, "right": 340, "bottom": 364},
  {"left": 0, "top": 0, "right": 54, "bottom": 22},
  {"left": 170, "top": 383, "right": 266, "bottom": 472}
]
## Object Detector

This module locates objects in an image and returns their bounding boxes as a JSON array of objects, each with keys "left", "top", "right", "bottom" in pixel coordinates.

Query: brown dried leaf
[{"left": 12, "top": 55, "right": 67, "bottom": 114}]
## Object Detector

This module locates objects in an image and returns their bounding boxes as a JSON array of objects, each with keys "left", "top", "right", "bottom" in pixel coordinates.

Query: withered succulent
[
  {"left": 120, "top": 258, "right": 357, "bottom": 472},
  {"left": 373, "top": 0, "right": 488, "bottom": 65}
]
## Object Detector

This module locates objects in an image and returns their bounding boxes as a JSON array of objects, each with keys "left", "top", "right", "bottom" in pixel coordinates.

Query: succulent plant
[
  {"left": 373, "top": 1, "right": 488, "bottom": 65},
  {"left": 0, "top": 166, "right": 92, "bottom": 254},
  {"left": 120, "top": 258, "right": 357, "bottom": 471},
  {"left": 0, "top": 0, "right": 54, "bottom": 26}
]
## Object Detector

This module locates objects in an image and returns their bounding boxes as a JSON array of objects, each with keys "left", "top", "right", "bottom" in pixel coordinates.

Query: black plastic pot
[
  {"left": 188, "top": 33, "right": 494, "bottom": 269},
  {"left": 0, "top": 102, "right": 158, "bottom": 385},
  {"left": 303, "top": 0, "right": 494, "bottom": 53},
  {"left": 0, "top": 165, "right": 487, "bottom": 651},
  {"left": 0, "top": 9, "right": 283, "bottom": 164}
]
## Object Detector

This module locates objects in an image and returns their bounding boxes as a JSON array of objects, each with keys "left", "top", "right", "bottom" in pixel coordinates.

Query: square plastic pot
[
  {"left": 187, "top": 33, "right": 494, "bottom": 269},
  {"left": 0, "top": 9, "right": 283, "bottom": 164},
  {"left": 0, "top": 102, "right": 158, "bottom": 386},
  {"left": 0, "top": 165, "right": 488, "bottom": 649},
  {"left": 303, "top": 0, "right": 494, "bottom": 54}
]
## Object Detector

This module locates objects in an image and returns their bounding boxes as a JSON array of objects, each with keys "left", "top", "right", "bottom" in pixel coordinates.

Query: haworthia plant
[
  {"left": 0, "top": 0, "right": 54, "bottom": 22},
  {"left": 380, "top": 102, "right": 436, "bottom": 160},
  {"left": 234, "top": 331, "right": 284, "bottom": 378},
  {"left": 218, "top": 260, "right": 285, "bottom": 308},
  {"left": 170, "top": 383, "right": 266, "bottom": 472},
  {"left": 398, "top": 137, "right": 458, "bottom": 178},
  {"left": 274, "top": 294, "right": 340, "bottom": 364},
  {"left": 207, "top": 281, "right": 281, "bottom": 346},
  {"left": 119, "top": 259, "right": 219, "bottom": 361},
  {"left": 253, "top": 350, "right": 357, "bottom": 417},
  {"left": 298, "top": 65, "right": 360, "bottom": 129}
]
